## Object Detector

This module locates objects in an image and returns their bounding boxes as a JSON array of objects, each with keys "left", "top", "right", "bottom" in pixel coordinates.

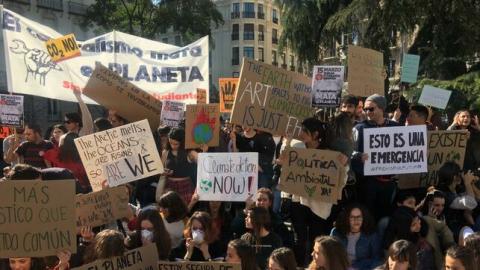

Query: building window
[
  {"left": 281, "top": 53, "right": 287, "bottom": 69},
  {"left": 272, "top": 50, "right": 277, "bottom": 66},
  {"left": 258, "top": 4, "right": 265, "bottom": 19},
  {"left": 290, "top": 55, "right": 295, "bottom": 71},
  {"left": 232, "top": 24, "right": 239, "bottom": 40},
  {"left": 174, "top": 35, "right": 181, "bottom": 46},
  {"left": 243, "top": 24, "right": 254, "bottom": 40},
  {"left": 232, "top": 72, "right": 240, "bottom": 78},
  {"left": 272, "top": 29, "right": 278, "bottom": 44},
  {"left": 162, "top": 37, "right": 169, "bottom": 44},
  {"left": 258, "top": 24, "right": 264, "bottom": 41},
  {"left": 243, "top": 2, "right": 255, "bottom": 18},
  {"left": 232, "top": 47, "right": 240, "bottom": 65},
  {"left": 244, "top": 47, "right": 254, "bottom": 59},
  {"left": 231, "top": 3, "right": 240, "bottom": 19},
  {"left": 258, "top": 48, "right": 264, "bottom": 62},
  {"left": 272, "top": 9, "right": 278, "bottom": 24}
]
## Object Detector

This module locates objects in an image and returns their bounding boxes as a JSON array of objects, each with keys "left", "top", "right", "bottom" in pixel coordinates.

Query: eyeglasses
[{"left": 364, "top": 107, "right": 376, "bottom": 112}]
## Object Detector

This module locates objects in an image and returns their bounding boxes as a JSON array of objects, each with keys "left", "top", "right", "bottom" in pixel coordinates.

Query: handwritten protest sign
[
  {"left": 312, "top": 66, "right": 344, "bottom": 107},
  {"left": 161, "top": 100, "right": 185, "bottom": 128},
  {"left": 197, "top": 88, "right": 207, "bottom": 104},
  {"left": 75, "top": 119, "right": 163, "bottom": 191},
  {"left": 185, "top": 104, "right": 220, "bottom": 149},
  {"left": 83, "top": 63, "right": 162, "bottom": 129},
  {"left": 45, "top": 33, "right": 81, "bottom": 62},
  {"left": 219, "top": 78, "right": 239, "bottom": 112},
  {"left": 279, "top": 148, "right": 345, "bottom": 203},
  {"left": 400, "top": 54, "right": 420, "bottom": 84},
  {"left": 0, "top": 94, "right": 24, "bottom": 127},
  {"left": 364, "top": 125, "right": 427, "bottom": 176},
  {"left": 398, "top": 130, "right": 468, "bottom": 189},
  {"left": 0, "top": 126, "right": 13, "bottom": 139},
  {"left": 72, "top": 244, "right": 158, "bottom": 270},
  {"left": 347, "top": 45, "right": 384, "bottom": 97},
  {"left": 159, "top": 261, "right": 241, "bottom": 270},
  {"left": 75, "top": 186, "right": 132, "bottom": 228},
  {"left": 0, "top": 180, "right": 76, "bottom": 258},
  {"left": 418, "top": 85, "right": 452, "bottom": 109},
  {"left": 231, "top": 58, "right": 315, "bottom": 138},
  {"left": 197, "top": 152, "right": 258, "bottom": 201}
]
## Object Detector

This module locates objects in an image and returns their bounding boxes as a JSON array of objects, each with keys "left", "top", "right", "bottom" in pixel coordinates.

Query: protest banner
[
  {"left": 0, "top": 126, "right": 13, "bottom": 139},
  {"left": 161, "top": 100, "right": 185, "bottom": 128},
  {"left": 397, "top": 130, "right": 468, "bottom": 189},
  {"left": 196, "top": 152, "right": 258, "bottom": 201},
  {"left": 75, "top": 186, "right": 132, "bottom": 228},
  {"left": 418, "top": 85, "right": 452, "bottom": 109},
  {"left": 347, "top": 45, "right": 384, "bottom": 97},
  {"left": 0, "top": 180, "right": 76, "bottom": 258},
  {"left": 219, "top": 78, "right": 239, "bottom": 112},
  {"left": 83, "top": 63, "right": 162, "bottom": 129},
  {"left": 312, "top": 66, "right": 344, "bottom": 107},
  {"left": 2, "top": 7, "right": 208, "bottom": 104},
  {"left": 278, "top": 148, "right": 345, "bottom": 203},
  {"left": 74, "top": 119, "right": 163, "bottom": 191},
  {"left": 72, "top": 244, "right": 158, "bottom": 270},
  {"left": 185, "top": 104, "right": 220, "bottom": 149},
  {"left": 0, "top": 94, "right": 24, "bottom": 127},
  {"left": 159, "top": 261, "right": 241, "bottom": 270},
  {"left": 45, "top": 33, "right": 81, "bottom": 62},
  {"left": 197, "top": 88, "right": 207, "bottom": 104},
  {"left": 400, "top": 54, "right": 420, "bottom": 84},
  {"left": 230, "top": 58, "right": 315, "bottom": 139},
  {"left": 364, "top": 125, "right": 428, "bottom": 176}
]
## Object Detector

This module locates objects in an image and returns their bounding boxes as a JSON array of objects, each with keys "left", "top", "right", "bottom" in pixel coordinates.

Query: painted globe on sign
[{"left": 193, "top": 123, "right": 213, "bottom": 144}]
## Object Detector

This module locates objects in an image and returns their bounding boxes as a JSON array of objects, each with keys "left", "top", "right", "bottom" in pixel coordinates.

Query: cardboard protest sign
[
  {"left": 161, "top": 100, "right": 185, "bottom": 128},
  {"left": 185, "top": 104, "right": 220, "bottom": 149},
  {"left": 83, "top": 64, "right": 162, "bottom": 129},
  {"left": 231, "top": 58, "right": 315, "bottom": 138},
  {"left": 197, "top": 88, "right": 207, "bottom": 104},
  {"left": 159, "top": 261, "right": 241, "bottom": 270},
  {"left": 398, "top": 130, "right": 468, "bottom": 189},
  {"left": 45, "top": 33, "right": 81, "bottom": 62},
  {"left": 279, "top": 148, "right": 345, "bottom": 203},
  {"left": 72, "top": 244, "right": 158, "bottom": 270},
  {"left": 400, "top": 54, "right": 420, "bottom": 83},
  {"left": 347, "top": 45, "right": 384, "bottom": 97},
  {"left": 219, "top": 78, "right": 239, "bottom": 112},
  {"left": 364, "top": 125, "right": 428, "bottom": 176},
  {"left": 0, "top": 180, "right": 76, "bottom": 258},
  {"left": 312, "top": 66, "right": 344, "bottom": 107},
  {"left": 75, "top": 119, "right": 163, "bottom": 191},
  {"left": 75, "top": 186, "right": 132, "bottom": 228},
  {"left": 0, "top": 126, "right": 14, "bottom": 139},
  {"left": 0, "top": 94, "right": 24, "bottom": 127},
  {"left": 197, "top": 152, "right": 258, "bottom": 201},
  {"left": 418, "top": 85, "right": 452, "bottom": 110}
]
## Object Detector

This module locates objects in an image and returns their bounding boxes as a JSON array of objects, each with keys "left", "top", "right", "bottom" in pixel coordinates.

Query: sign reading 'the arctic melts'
[
  {"left": 363, "top": 125, "right": 428, "bottom": 175},
  {"left": 196, "top": 153, "right": 258, "bottom": 201}
]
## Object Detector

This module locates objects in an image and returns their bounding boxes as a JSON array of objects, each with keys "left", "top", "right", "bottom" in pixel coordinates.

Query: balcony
[
  {"left": 243, "top": 32, "right": 254, "bottom": 40},
  {"left": 231, "top": 12, "right": 240, "bottom": 19},
  {"left": 68, "top": 1, "right": 88, "bottom": 16},
  {"left": 232, "top": 59, "right": 240, "bottom": 65},
  {"left": 272, "top": 37, "right": 278, "bottom": 44},
  {"left": 37, "top": 0, "right": 63, "bottom": 11},
  {"left": 257, "top": 12, "right": 265, "bottom": 19},
  {"left": 242, "top": 11, "right": 255, "bottom": 18},
  {"left": 231, "top": 32, "right": 239, "bottom": 41},
  {"left": 281, "top": 64, "right": 288, "bottom": 69},
  {"left": 258, "top": 32, "right": 264, "bottom": 41},
  {"left": 273, "top": 17, "right": 278, "bottom": 24},
  {"left": 290, "top": 66, "right": 295, "bottom": 72},
  {"left": 272, "top": 62, "right": 278, "bottom": 67}
]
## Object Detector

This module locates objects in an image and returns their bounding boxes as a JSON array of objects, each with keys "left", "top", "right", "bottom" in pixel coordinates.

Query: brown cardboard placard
[
  {"left": 398, "top": 130, "right": 468, "bottom": 189},
  {"left": 159, "top": 261, "right": 241, "bottom": 270},
  {"left": 230, "top": 58, "right": 315, "bottom": 139},
  {"left": 347, "top": 45, "right": 384, "bottom": 97},
  {"left": 185, "top": 104, "right": 220, "bottom": 149},
  {"left": 219, "top": 78, "right": 239, "bottom": 112},
  {"left": 72, "top": 244, "right": 158, "bottom": 270},
  {"left": 83, "top": 63, "right": 162, "bottom": 129},
  {"left": 197, "top": 88, "right": 207, "bottom": 104},
  {"left": 75, "top": 186, "right": 132, "bottom": 228},
  {"left": 0, "top": 180, "right": 76, "bottom": 258},
  {"left": 278, "top": 148, "right": 345, "bottom": 203}
]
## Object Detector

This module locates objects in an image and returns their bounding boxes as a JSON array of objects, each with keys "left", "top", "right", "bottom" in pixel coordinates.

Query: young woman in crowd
[
  {"left": 447, "top": 109, "right": 480, "bottom": 171},
  {"left": 445, "top": 245, "right": 477, "bottom": 270},
  {"left": 330, "top": 203, "right": 381, "bottom": 270},
  {"left": 268, "top": 248, "right": 297, "bottom": 270},
  {"left": 125, "top": 207, "right": 172, "bottom": 260},
  {"left": 82, "top": 229, "right": 125, "bottom": 263},
  {"left": 49, "top": 124, "right": 67, "bottom": 147},
  {"left": 376, "top": 240, "right": 417, "bottom": 270},
  {"left": 225, "top": 239, "right": 258, "bottom": 270},
  {"left": 158, "top": 191, "right": 189, "bottom": 248},
  {"left": 308, "top": 236, "right": 350, "bottom": 270},
  {"left": 463, "top": 232, "right": 480, "bottom": 266},
  {"left": 241, "top": 206, "right": 282, "bottom": 270}
]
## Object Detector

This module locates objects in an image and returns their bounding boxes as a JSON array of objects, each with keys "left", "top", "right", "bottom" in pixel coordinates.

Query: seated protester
[
  {"left": 41, "top": 167, "right": 86, "bottom": 194},
  {"left": 331, "top": 203, "right": 381, "bottom": 270},
  {"left": 416, "top": 189, "right": 455, "bottom": 268},
  {"left": 268, "top": 248, "right": 297, "bottom": 270},
  {"left": 241, "top": 207, "right": 282, "bottom": 270},
  {"left": 6, "top": 164, "right": 41, "bottom": 180},
  {"left": 125, "top": 207, "right": 171, "bottom": 260},
  {"left": 170, "top": 211, "right": 224, "bottom": 261},
  {"left": 3, "top": 257, "right": 46, "bottom": 270},
  {"left": 158, "top": 191, "right": 189, "bottom": 248},
  {"left": 308, "top": 236, "right": 350, "bottom": 270},
  {"left": 435, "top": 161, "right": 479, "bottom": 241},
  {"left": 444, "top": 245, "right": 477, "bottom": 270},
  {"left": 375, "top": 240, "right": 417, "bottom": 270},
  {"left": 81, "top": 229, "right": 125, "bottom": 264},
  {"left": 384, "top": 206, "right": 435, "bottom": 270},
  {"left": 12, "top": 124, "right": 54, "bottom": 168},
  {"left": 226, "top": 239, "right": 259, "bottom": 270},
  {"left": 464, "top": 232, "right": 480, "bottom": 266}
]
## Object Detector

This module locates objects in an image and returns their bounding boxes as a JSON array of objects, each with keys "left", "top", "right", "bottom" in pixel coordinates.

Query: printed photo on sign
[
  {"left": 312, "top": 66, "right": 344, "bottom": 107},
  {"left": 161, "top": 100, "right": 185, "bottom": 128},
  {"left": 347, "top": 46, "right": 384, "bottom": 97},
  {"left": 197, "top": 152, "right": 258, "bottom": 201},
  {"left": 0, "top": 94, "right": 24, "bottom": 127},
  {"left": 363, "top": 125, "right": 428, "bottom": 176},
  {"left": 219, "top": 78, "right": 239, "bottom": 112},
  {"left": 185, "top": 104, "right": 220, "bottom": 149},
  {"left": 74, "top": 119, "right": 163, "bottom": 191}
]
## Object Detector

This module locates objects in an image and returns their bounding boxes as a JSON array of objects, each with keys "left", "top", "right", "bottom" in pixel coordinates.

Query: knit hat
[{"left": 366, "top": 94, "right": 386, "bottom": 111}]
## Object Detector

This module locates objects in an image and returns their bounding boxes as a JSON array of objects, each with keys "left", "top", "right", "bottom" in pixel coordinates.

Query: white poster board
[
  {"left": 418, "top": 85, "right": 452, "bottom": 109},
  {"left": 363, "top": 125, "right": 428, "bottom": 175},
  {"left": 197, "top": 152, "right": 258, "bottom": 201},
  {"left": 160, "top": 100, "right": 185, "bottom": 128},
  {"left": 312, "top": 66, "right": 344, "bottom": 107},
  {"left": 0, "top": 94, "right": 24, "bottom": 127}
]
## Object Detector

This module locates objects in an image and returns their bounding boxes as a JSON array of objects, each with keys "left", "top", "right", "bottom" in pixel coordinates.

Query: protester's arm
[
  {"left": 229, "top": 131, "right": 238, "bottom": 152},
  {"left": 74, "top": 90, "right": 94, "bottom": 136},
  {"left": 462, "top": 171, "right": 477, "bottom": 198},
  {"left": 4, "top": 136, "right": 21, "bottom": 164}
]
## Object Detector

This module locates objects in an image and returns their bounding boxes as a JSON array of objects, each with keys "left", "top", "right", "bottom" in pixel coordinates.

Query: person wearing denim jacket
[{"left": 330, "top": 204, "right": 382, "bottom": 270}]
